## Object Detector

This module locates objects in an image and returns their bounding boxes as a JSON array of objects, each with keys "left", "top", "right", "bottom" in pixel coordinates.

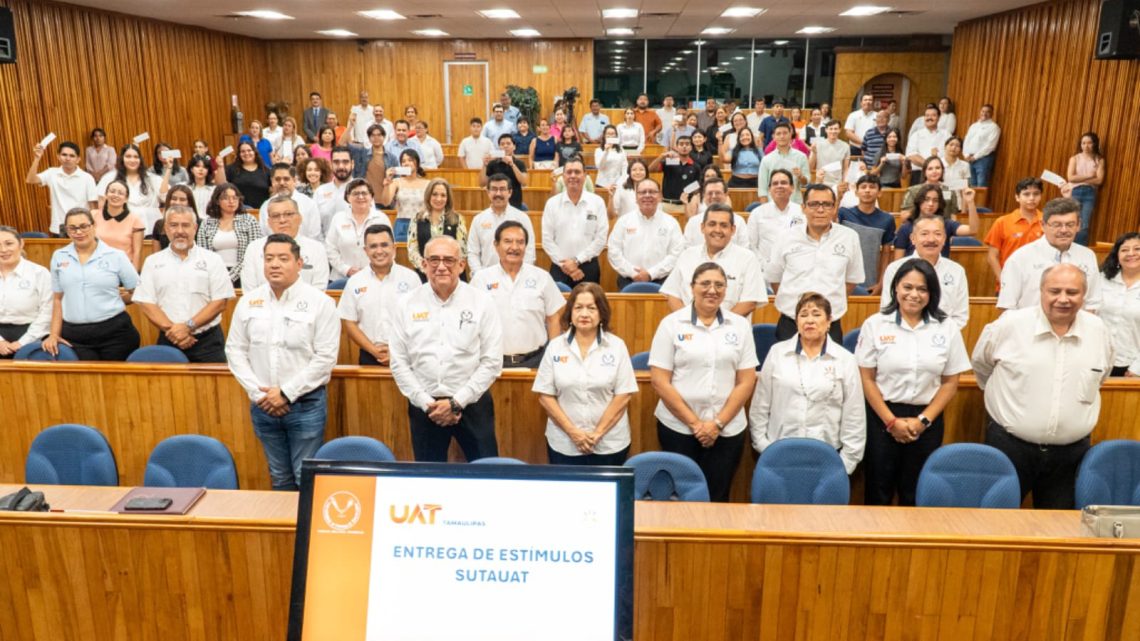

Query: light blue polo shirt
[{"left": 51, "top": 240, "right": 139, "bottom": 323}]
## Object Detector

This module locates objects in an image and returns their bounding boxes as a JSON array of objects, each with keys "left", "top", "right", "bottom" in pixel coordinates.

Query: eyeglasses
[
  {"left": 349, "top": 191, "right": 372, "bottom": 198},
  {"left": 65, "top": 223, "right": 93, "bottom": 233},
  {"left": 804, "top": 201, "right": 835, "bottom": 210},
  {"left": 636, "top": 190, "right": 659, "bottom": 196},
  {"left": 694, "top": 280, "right": 727, "bottom": 291},
  {"left": 267, "top": 212, "right": 297, "bottom": 220},
  {"left": 425, "top": 256, "right": 460, "bottom": 267}
]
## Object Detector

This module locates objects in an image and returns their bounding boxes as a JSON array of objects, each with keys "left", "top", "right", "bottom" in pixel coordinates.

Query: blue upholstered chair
[
  {"left": 751, "top": 438, "right": 850, "bottom": 505},
  {"left": 19, "top": 231, "right": 49, "bottom": 239},
  {"left": 126, "top": 345, "right": 190, "bottom": 364},
  {"left": 14, "top": 341, "right": 79, "bottom": 361},
  {"left": 916, "top": 443, "right": 1021, "bottom": 508},
  {"left": 144, "top": 435, "right": 238, "bottom": 489},
  {"left": 26, "top": 424, "right": 118, "bottom": 486},
  {"left": 327, "top": 278, "right": 349, "bottom": 290},
  {"left": 471, "top": 457, "right": 527, "bottom": 464},
  {"left": 842, "top": 329, "right": 861, "bottom": 354},
  {"left": 556, "top": 281, "right": 572, "bottom": 293},
  {"left": 1075, "top": 440, "right": 1140, "bottom": 509},
  {"left": 851, "top": 284, "right": 870, "bottom": 296},
  {"left": 620, "top": 281, "right": 662, "bottom": 294},
  {"left": 624, "top": 451, "right": 710, "bottom": 501},
  {"left": 752, "top": 323, "right": 778, "bottom": 368},
  {"left": 393, "top": 218, "right": 410, "bottom": 242},
  {"left": 314, "top": 436, "right": 397, "bottom": 463},
  {"left": 630, "top": 351, "right": 651, "bottom": 371},
  {"left": 950, "top": 236, "right": 983, "bottom": 247}
]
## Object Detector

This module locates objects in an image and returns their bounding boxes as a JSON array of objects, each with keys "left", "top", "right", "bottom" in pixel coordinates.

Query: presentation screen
[{"left": 287, "top": 460, "right": 635, "bottom": 641}]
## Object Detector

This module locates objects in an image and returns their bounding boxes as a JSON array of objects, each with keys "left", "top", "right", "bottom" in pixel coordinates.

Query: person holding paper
[
  {"left": 338, "top": 223, "right": 420, "bottom": 366},
  {"left": 704, "top": 106, "right": 730, "bottom": 156},
  {"left": 96, "top": 143, "right": 165, "bottom": 234},
  {"left": 607, "top": 178, "right": 685, "bottom": 290},
  {"left": 867, "top": 128, "right": 905, "bottom": 188},
  {"left": 983, "top": 177, "right": 1045, "bottom": 290},
  {"left": 541, "top": 158, "right": 608, "bottom": 287},
  {"left": 905, "top": 106, "right": 951, "bottom": 185},
  {"left": 26, "top": 140, "right": 98, "bottom": 236},
  {"left": 467, "top": 174, "right": 536, "bottom": 272},
  {"left": 894, "top": 184, "right": 980, "bottom": 260},
  {"left": 480, "top": 135, "right": 529, "bottom": 210},
  {"left": 325, "top": 179, "right": 392, "bottom": 281},
  {"left": 215, "top": 141, "right": 270, "bottom": 208},
  {"left": 683, "top": 172, "right": 748, "bottom": 249},
  {"left": 809, "top": 120, "right": 850, "bottom": 188},
  {"left": 594, "top": 125, "right": 628, "bottom": 190},
  {"left": 1098, "top": 232, "right": 1140, "bottom": 376},
  {"left": 648, "top": 136, "right": 700, "bottom": 214},
  {"left": 609, "top": 160, "right": 648, "bottom": 220},
  {"left": 196, "top": 183, "right": 263, "bottom": 287},
  {"left": 898, "top": 157, "right": 960, "bottom": 219},
  {"left": 663, "top": 204, "right": 766, "bottom": 316},
  {"left": 757, "top": 123, "right": 810, "bottom": 203},
  {"left": 962, "top": 104, "right": 1001, "bottom": 187},
  {"left": 274, "top": 117, "right": 306, "bottom": 165},
  {"left": 0, "top": 226, "right": 52, "bottom": 357},
  {"left": 379, "top": 150, "right": 429, "bottom": 221},
  {"left": 84, "top": 128, "right": 116, "bottom": 182},
  {"left": 534, "top": 282, "right": 638, "bottom": 465},
  {"left": 1066, "top": 132, "right": 1106, "bottom": 247},
  {"left": 941, "top": 137, "right": 971, "bottom": 190},
  {"left": 406, "top": 179, "right": 466, "bottom": 279}
]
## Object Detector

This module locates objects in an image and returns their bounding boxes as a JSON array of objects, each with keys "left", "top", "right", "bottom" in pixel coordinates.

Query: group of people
[{"left": 2, "top": 89, "right": 1134, "bottom": 508}]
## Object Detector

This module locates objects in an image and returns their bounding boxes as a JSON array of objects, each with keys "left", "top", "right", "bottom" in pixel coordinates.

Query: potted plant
[{"left": 505, "top": 85, "right": 540, "bottom": 123}]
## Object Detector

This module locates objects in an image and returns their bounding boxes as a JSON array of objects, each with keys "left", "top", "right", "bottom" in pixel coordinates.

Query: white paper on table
[
  {"left": 821, "top": 161, "right": 842, "bottom": 173},
  {"left": 682, "top": 181, "right": 701, "bottom": 195},
  {"left": 217, "top": 146, "right": 234, "bottom": 159},
  {"left": 132, "top": 132, "right": 150, "bottom": 144},
  {"left": 39, "top": 132, "right": 57, "bottom": 148},
  {"left": 161, "top": 149, "right": 183, "bottom": 160},
  {"left": 1041, "top": 170, "right": 1066, "bottom": 187},
  {"left": 605, "top": 137, "right": 620, "bottom": 146}
]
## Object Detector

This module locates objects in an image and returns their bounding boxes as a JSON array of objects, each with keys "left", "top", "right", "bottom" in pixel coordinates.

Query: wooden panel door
[{"left": 444, "top": 61, "right": 488, "bottom": 144}]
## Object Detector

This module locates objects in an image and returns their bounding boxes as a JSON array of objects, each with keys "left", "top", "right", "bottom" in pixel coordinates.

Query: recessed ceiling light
[
  {"left": 602, "top": 8, "right": 638, "bottom": 18},
  {"left": 317, "top": 29, "right": 358, "bottom": 37},
  {"left": 511, "top": 28, "right": 541, "bottom": 36},
  {"left": 358, "top": 9, "right": 405, "bottom": 20},
  {"left": 733, "top": 56, "right": 746, "bottom": 60},
  {"left": 693, "top": 40, "right": 707, "bottom": 45},
  {"left": 772, "top": 39, "right": 789, "bottom": 45},
  {"left": 796, "top": 26, "right": 835, "bottom": 33},
  {"left": 413, "top": 28, "right": 449, "bottom": 36},
  {"left": 479, "top": 9, "right": 521, "bottom": 19},
  {"left": 614, "top": 40, "right": 627, "bottom": 45},
  {"left": 701, "top": 27, "right": 735, "bottom": 35},
  {"left": 721, "top": 7, "right": 766, "bottom": 18},
  {"left": 840, "top": 5, "right": 891, "bottom": 15},
  {"left": 680, "top": 49, "right": 693, "bottom": 54},
  {"left": 607, "top": 27, "right": 635, "bottom": 35},
  {"left": 236, "top": 10, "right": 293, "bottom": 20}
]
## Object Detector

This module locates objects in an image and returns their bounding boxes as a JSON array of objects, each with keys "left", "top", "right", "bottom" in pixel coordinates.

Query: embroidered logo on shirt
[
  {"left": 459, "top": 310, "right": 474, "bottom": 328},
  {"left": 248, "top": 299, "right": 264, "bottom": 308},
  {"left": 412, "top": 311, "right": 430, "bottom": 321},
  {"left": 18, "top": 279, "right": 30, "bottom": 290},
  {"left": 625, "top": 226, "right": 637, "bottom": 234},
  {"left": 296, "top": 301, "right": 309, "bottom": 312},
  {"left": 724, "top": 332, "right": 739, "bottom": 345},
  {"left": 677, "top": 333, "right": 693, "bottom": 341},
  {"left": 878, "top": 334, "right": 896, "bottom": 344},
  {"left": 601, "top": 353, "right": 616, "bottom": 367},
  {"left": 194, "top": 260, "right": 207, "bottom": 271},
  {"left": 57, "top": 261, "right": 70, "bottom": 269},
  {"left": 397, "top": 282, "right": 410, "bottom": 293},
  {"left": 524, "top": 278, "right": 536, "bottom": 289},
  {"left": 552, "top": 355, "right": 569, "bottom": 364},
  {"left": 354, "top": 287, "right": 368, "bottom": 295},
  {"left": 481, "top": 222, "right": 493, "bottom": 229},
  {"left": 486, "top": 282, "right": 500, "bottom": 290},
  {"left": 931, "top": 334, "right": 947, "bottom": 347},
  {"left": 832, "top": 244, "right": 847, "bottom": 256},
  {"left": 942, "top": 273, "right": 953, "bottom": 285}
]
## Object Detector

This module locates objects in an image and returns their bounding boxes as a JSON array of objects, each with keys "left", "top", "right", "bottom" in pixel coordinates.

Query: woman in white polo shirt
[
  {"left": 856, "top": 258, "right": 970, "bottom": 506},
  {"left": 1099, "top": 232, "right": 1140, "bottom": 377},
  {"left": 649, "top": 262, "right": 759, "bottom": 502},
  {"left": 0, "top": 226, "right": 52, "bottom": 357},
  {"left": 534, "top": 283, "right": 639, "bottom": 465}
]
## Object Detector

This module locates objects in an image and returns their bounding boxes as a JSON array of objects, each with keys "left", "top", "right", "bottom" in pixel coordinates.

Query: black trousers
[
  {"left": 503, "top": 348, "right": 544, "bottom": 369},
  {"left": 0, "top": 323, "right": 29, "bottom": 358},
  {"left": 727, "top": 175, "right": 757, "bottom": 189},
  {"left": 775, "top": 314, "right": 844, "bottom": 344},
  {"left": 616, "top": 275, "right": 667, "bottom": 291},
  {"left": 61, "top": 311, "right": 140, "bottom": 361},
  {"left": 985, "top": 420, "right": 1089, "bottom": 509},
  {"left": 1111, "top": 365, "right": 1130, "bottom": 377},
  {"left": 864, "top": 402, "right": 944, "bottom": 506},
  {"left": 656, "top": 420, "right": 745, "bottom": 502},
  {"left": 407, "top": 392, "right": 498, "bottom": 462},
  {"left": 359, "top": 349, "right": 387, "bottom": 366},
  {"left": 549, "top": 257, "right": 600, "bottom": 287},
  {"left": 547, "top": 445, "right": 630, "bottom": 466},
  {"left": 157, "top": 325, "right": 226, "bottom": 363}
]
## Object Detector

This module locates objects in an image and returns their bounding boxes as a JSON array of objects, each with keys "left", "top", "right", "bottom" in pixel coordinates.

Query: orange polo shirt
[
  {"left": 984, "top": 209, "right": 1044, "bottom": 266},
  {"left": 633, "top": 108, "right": 662, "bottom": 140}
]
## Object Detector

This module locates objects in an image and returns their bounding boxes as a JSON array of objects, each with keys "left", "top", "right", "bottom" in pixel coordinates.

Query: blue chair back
[
  {"left": 976, "top": 207, "right": 993, "bottom": 214},
  {"left": 126, "top": 345, "right": 190, "bottom": 364},
  {"left": 144, "top": 435, "right": 238, "bottom": 489},
  {"left": 625, "top": 452, "right": 709, "bottom": 501},
  {"left": 327, "top": 278, "right": 349, "bottom": 290},
  {"left": 841, "top": 329, "right": 860, "bottom": 354},
  {"left": 950, "top": 236, "right": 983, "bottom": 247},
  {"left": 19, "top": 231, "right": 49, "bottom": 239},
  {"left": 471, "top": 457, "right": 527, "bottom": 464},
  {"left": 630, "top": 351, "right": 651, "bottom": 371},
  {"left": 394, "top": 218, "right": 410, "bottom": 242},
  {"left": 744, "top": 202, "right": 762, "bottom": 212},
  {"left": 14, "top": 341, "right": 79, "bottom": 361},
  {"left": 26, "top": 424, "right": 118, "bottom": 486},
  {"left": 1075, "top": 440, "right": 1140, "bottom": 509},
  {"left": 314, "top": 436, "right": 397, "bottom": 462},
  {"left": 621, "top": 281, "right": 661, "bottom": 294},
  {"left": 556, "top": 281, "right": 572, "bottom": 293},
  {"left": 752, "top": 323, "right": 778, "bottom": 368},
  {"left": 916, "top": 444, "right": 1021, "bottom": 508},
  {"left": 751, "top": 438, "right": 850, "bottom": 504},
  {"left": 851, "top": 284, "right": 870, "bottom": 296}
]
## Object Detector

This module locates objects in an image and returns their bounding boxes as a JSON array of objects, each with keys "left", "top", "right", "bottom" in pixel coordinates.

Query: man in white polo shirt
[
  {"left": 682, "top": 177, "right": 748, "bottom": 249},
  {"left": 905, "top": 106, "right": 951, "bottom": 185},
  {"left": 844, "top": 94, "right": 877, "bottom": 154},
  {"left": 242, "top": 195, "right": 330, "bottom": 290},
  {"left": 747, "top": 169, "right": 805, "bottom": 269},
  {"left": 258, "top": 163, "right": 321, "bottom": 240},
  {"left": 541, "top": 158, "right": 609, "bottom": 286},
  {"left": 766, "top": 183, "right": 864, "bottom": 341},
  {"left": 338, "top": 223, "right": 421, "bottom": 366},
  {"left": 607, "top": 178, "right": 685, "bottom": 290},
  {"left": 467, "top": 174, "right": 536, "bottom": 272},
  {"left": 25, "top": 141, "right": 98, "bottom": 236}
]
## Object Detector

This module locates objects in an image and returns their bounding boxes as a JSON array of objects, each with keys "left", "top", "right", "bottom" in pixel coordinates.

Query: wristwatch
[
  {"left": 714, "top": 418, "right": 726, "bottom": 432},
  {"left": 186, "top": 318, "right": 197, "bottom": 331},
  {"left": 917, "top": 414, "right": 932, "bottom": 429},
  {"left": 449, "top": 399, "right": 462, "bottom": 415}
]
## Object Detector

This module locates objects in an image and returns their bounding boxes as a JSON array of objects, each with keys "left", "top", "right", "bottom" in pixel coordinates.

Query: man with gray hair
[
  {"left": 997, "top": 197, "right": 1101, "bottom": 311},
  {"left": 972, "top": 263, "right": 1113, "bottom": 509}
]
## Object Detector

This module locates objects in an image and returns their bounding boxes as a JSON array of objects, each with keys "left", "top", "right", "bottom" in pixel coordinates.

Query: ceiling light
[
  {"left": 796, "top": 26, "right": 835, "bottom": 33},
  {"left": 236, "top": 10, "right": 293, "bottom": 20},
  {"left": 479, "top": 9, "right": 521, "bottom": 18},
  {"left": 733, "top": 56, "right": 746, "bottom": 60},
  {"left": 680, "top": 49, "right": 693, "bottom": 54},
  {"left": 317, "top": 29, "right": 358, "bottom": 37},
  {"left": 607, "top": 27, "right": 634, "bottom": 35},
  {"left": 511, "top": 28, "right": 541, "bottom": 36},
  {"left": 693, "top": 40, "right": 707, "bottom": 45},
  {"left": 602, "top": 8, "right": 638, "bottom": 18},
  {"left": 614, "top": 40, "right": 627, "bottom": 44},
  {"left": 701, "top": 27, "right": 735, "bottom": 35},
  {"left": 413, "top": 28, "right": 449, "bottom": 36},
  {"left": 840, "top": 5, "right": 891, "bottom": 15},
  {"left": 773, "top": 39, "right": 789, "bottom": 45},
  {"left": 358, "top": 9, "right": 405, "bottom": 20},
  {"left": 721, "top": 7, "right": 765, "bottom": 17}
]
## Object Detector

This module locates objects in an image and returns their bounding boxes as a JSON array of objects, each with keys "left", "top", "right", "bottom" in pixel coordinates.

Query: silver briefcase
[{"left": 1081, "top": 505, "right": 1140, "bottom": 538}]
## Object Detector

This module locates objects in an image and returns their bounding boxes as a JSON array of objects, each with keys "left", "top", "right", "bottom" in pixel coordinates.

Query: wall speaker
[
  {"left": 1095, "top": 0, "right": 1140, "bottom": 60},
  {"left": 0, "top": 7, "right": 15, "bottom": 64}
]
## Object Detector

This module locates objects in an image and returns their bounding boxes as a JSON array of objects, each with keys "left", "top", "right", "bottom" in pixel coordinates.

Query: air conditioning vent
[{"left": 642, "top": 12, "right": 680, "bottom": 18}]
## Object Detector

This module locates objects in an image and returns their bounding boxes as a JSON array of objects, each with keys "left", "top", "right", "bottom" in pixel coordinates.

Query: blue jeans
[
  {"left": 1071, "top": 185, "right": 1097, "bottom": 246},
  {"left": 250, "top": 387, "right": 327, "bottom": 490},
  {"left": 969, "top": 154, "right": 995, "bottom": 187}
]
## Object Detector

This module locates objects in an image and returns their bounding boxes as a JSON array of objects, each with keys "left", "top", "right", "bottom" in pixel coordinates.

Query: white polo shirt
[
  {"left": 880, "top": 255, "right": 969, "bottom": 330},
  {"left": 997, "top": 237, "right": 1102, "bottom": 311},
  {"left": 533, "top": 330, "right": 640, "bottom": 456},
  {"left": 133, "top": 244, "right": 235, "bottom": 333},
  {"left": 458, "top": 136, "right": 493, "bottom": 170},
  {"left": 747, "top": 200, "right": 805, "bottom": 269},
  {"left": 660, "top": 243, "right": 767, "bottom": 312},
  {"left": 905, "top": 127, "right": 951, "bottom": 170},
  {"left": 766, "top": 223, "right": 864, "bottom": 319},
  {"left": 607, "top": 210, "right": 685, "bottom": 279},
  {"left": 38, "top": 167, "right": 98, "bottom": 234},
  {"left": 682, "top": 209, "right": 749, "bottom": 249},
  {"left": 855, "top": 312, "right": 971, "bottom": 405},
  {"left": 0, "top": 259, "right": 52, "bottom": 346},
  {"left": 258, "top": 191, "right": 323, "bottom": 240},
  {"left": 312, "top": 181, "right": 350, "bottom": 237},
  {"left": 466, "top": 206, "right": 536, "bottom": 272},
  {"left": 337, "top": 263, "right": 421, "bottom": 346},
  {"left": 389, "top": 281, "right": 503, "bottom": 410},
  {"left": 225, "top": 279, "right": 341, "bottom": 403},
  {"left": 323, "top": 210, "right": 393, "bottom": 279},
  {"left": 241, "top": 236, "right": 330, "bottom": 291},
  {"left": 648, "top": 307, "right": 759, "bottom": 436},
  {"left": 1098, "top": 272, "right": 1140, "bottom": 375},
  {"left": 748, "top": 336, "right": 866, "bottom": 474},
  {"left": 844, "top": 109, "right": 877, "bottom": 141},
  {"left": 540, "top": 191, "right": 609, "bottom": 265},
  {"left": 470, "top": 263, "right": 565, "bottom": 356}
]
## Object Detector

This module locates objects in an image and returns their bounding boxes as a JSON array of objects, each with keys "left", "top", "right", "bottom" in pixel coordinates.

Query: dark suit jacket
[{"left": 303, "top": 107, "right": 329, "bottom": 140}]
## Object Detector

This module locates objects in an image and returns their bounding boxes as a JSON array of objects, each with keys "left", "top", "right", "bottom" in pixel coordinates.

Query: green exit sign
[
  {"left": 462, "top": 84, "right": 473, "bottom": 96},
  {"left": 532, "top": 65, "right": 548, "bottom": 74}
]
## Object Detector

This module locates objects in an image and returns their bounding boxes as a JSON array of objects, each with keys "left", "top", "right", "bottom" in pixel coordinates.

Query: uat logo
[
  {"left": 677, "top": 333, "right": 693, "bottom": 341},
  {"left": 390, "top": 503, "right": 442, "bottom": 525},
  {"left": 322, "top": 491, "right": 362, "bottom": 532},
  {"left": 412, "top": 311, "right": 430, "bottom": 321}
]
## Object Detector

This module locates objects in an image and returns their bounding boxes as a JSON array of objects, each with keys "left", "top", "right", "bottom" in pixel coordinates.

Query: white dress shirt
[
  {"left": 312, "top": 181, "right": 349, "bottom": 237},
  {"left": 683, "top": 209, "right": 749, "bottom": 249},
  {"left": 350, "top": 104, "right": 374, "bottom": 142},
  {"left": 388, "top": 281, "right": 504, "bottom": 410},
  {"left": 337, "top": 263, "right": 421, "bottom": 346},
  {"left": 0, "top": 259, "right": 52, "bottom": 346},
  {"left": 649, "top": 307, "right": 759, "bottom": 436},
  {"left": 766, "top": 223, "right": 864, "bottom": 319},
  {"left": 225, "top": 279, "right": 340, "bottom": 403},
  {"left": 323, "top": 210, "right": 394, "bottom": 280},
  {"left": 963, "top": 120, "right": 1001, "bottom": 160},
  {"left": 133, "top": 244, "right": 235, "bottom": 333},
  {"left": 937, "top": 112, "right": 957, "bottom": 134},
  {"left": 241, "top": 236, "right": 330, "bottom": 291},
  {"left": 905, "top": 127, "right": 951, "bottom": 170},
  {"left": 747, "top": 201, "right": 805, "bottom": 269},
  {"left": 458, "top": 136, "right": 493, "bottom": 170},
  {"left": 470, "top": 263, "right": 565, "bottom": 356},
  {"left": 540, "top": 191, "right": 609, "bottom": 265},
  {"left": 466, "top": 206, "right": 536, "bottom": 272},
  {"left": 855, "top": 312, "right": 971, "bottom": 405},
  {"left": 879, "top": 256, "right": 969, "bottom": 330},
  {"left": 1099, "top": 272, "right": 1140, "bottom": 374},
  {"left": 748, "top": 336, "right": 866, "bottom": 474},
  {"left": 416, "top": 135, "right": 445, "bottom": 169},
  {"left": 593, "top": 148, "right": 629, "bottom": 188},
  {"left": 258, "top": 191, "right": 322, "bottom": 240},
  {"left": 615, "top": 123, "right": 645, "bottom": 153},
  {"left": 844, "top": 109, "right": 876, "bottom": 142},
  {"left": 661, "top": 243, "right": 767, "bottom": 311},
  {"left": 610, "top": 184, "right": 638, "bottom": 218},
  {"left": 607, "top": 210, "right": 685, "bottom": 280},
  {"left": 972, "top": 306, "right": 1112, "bottom": 444},
  {"left": 996, "top": 237, "right": 1102, "bottom": 311},
  {"left": 534, "top": 330, "right": 639, "bottom": 456},
  {"left": 38, "top": 167, "right": 98, "bottom": 234}
]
